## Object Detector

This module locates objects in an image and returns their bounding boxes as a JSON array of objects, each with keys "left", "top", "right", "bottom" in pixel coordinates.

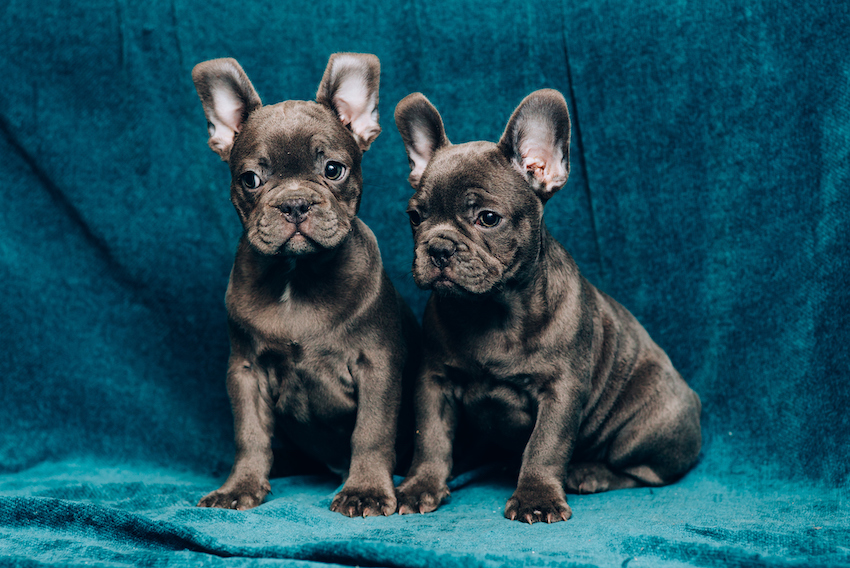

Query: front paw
[
  {"left": 505, "top": 485, "right": 572, "bottom": 524},
  {"left": 197, "top": 478, "right": 270, "bottom": 511},
  {"left": 331, "top": 486, "right": 397, "bottom": 517},
  {"left": 396, "top": 477, "right": 450, "bottom": 515}
]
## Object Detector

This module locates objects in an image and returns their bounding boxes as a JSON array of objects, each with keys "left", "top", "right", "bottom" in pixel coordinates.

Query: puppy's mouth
[
  {"left": 431, "top": 273, "right": 458, "bottom": 292},
  {"left": 247, "top": 198, "right": 354, "bottom": 257},
  {"left": 416, "top": 266, "right": 474, "bottom": 296},
  {"left": 285, "top": 228, "right": 309, "bottom": 243},
  {"left": 412, "top": 243, "right": 501, "bottom": 296},
  {"left": 249, "top": 216, "right": 325, "bottom": 257},
  {"left": 278, "top": 223, "right": 321, "bottom": 254}
]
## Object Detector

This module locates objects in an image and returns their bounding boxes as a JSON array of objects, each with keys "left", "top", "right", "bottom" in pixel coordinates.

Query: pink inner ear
[
  {"left": 332, "top": 76, "right": 380, "bottom": 150},
  {"left": 522, "top": 155, "right": 547, "bottom": 178},
  {"left": 208, "top": 86, "right": 246, "bottom": 154},
  {"left": 208, "top": 120, "right": 236, "bottom": 155},
  {"left": 406, "top": 127, "right": 435, "bottom": 184},
  {"left": 521, "top": 144, "right": 567, "bottom": 195}
]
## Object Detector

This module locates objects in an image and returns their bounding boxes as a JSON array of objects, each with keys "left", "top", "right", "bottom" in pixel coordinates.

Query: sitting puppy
[
  {"left": 192, "top": 53, "right": 419, "bottom": 517},
  {"left": 393, "top": 90, "right": 701, "bottom": 523}
]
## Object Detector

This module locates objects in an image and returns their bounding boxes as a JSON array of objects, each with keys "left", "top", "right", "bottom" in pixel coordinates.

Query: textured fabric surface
[
  {"left": 1, "top": 461, "right": 848, "bottom": 568},
  {"left": 1, "top": 0, "right": 848, "bottom": 566}
]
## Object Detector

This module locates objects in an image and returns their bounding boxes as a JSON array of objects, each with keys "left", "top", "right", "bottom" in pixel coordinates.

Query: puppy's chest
[
  {"left": 446, "top": 356, "right": 540, "bottom": 447},
  {"left": 440, "top": 326, "right": 568, "bottom": 433},
  {"left": 445, "top": 335, "right": 540, "bottom": 404},
  {"left": 230, "top": 276, "right": 338, "bottom": 343},
  {"left": 446, "top": 325, "right": 556, "bottom": 387},
  {"left": 234, "top": 291, "right": 360, "bottom": 421},
  {"left": 257, "top": 338, "right": 359, "bottom": 423}
]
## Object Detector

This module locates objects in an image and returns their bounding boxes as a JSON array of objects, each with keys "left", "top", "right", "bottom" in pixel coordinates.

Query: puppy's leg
[
  {"left": 396, "top": 369, "right": 457, "bottom": 515},
  {"left": 505, "top": 382, "right": 581, "bottom": 524},
  {"left": 570, "top": 376, "right": 702, "bottom": 494},
  {"left": 608, "top": 383, "right": 702, "bottom": 487},
  {"left": 198, "top": 354, "right": 274, "bottom": 510},
  {"left": 330, "top": 352, "right": 401, "bottom": 517},
  {"left": 565, "top": 462, "right": 641, "bottom": 494}
]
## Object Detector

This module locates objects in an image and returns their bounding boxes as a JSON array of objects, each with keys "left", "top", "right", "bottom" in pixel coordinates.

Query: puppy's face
[
  {"left": 406, "top": 142, "right": 542, "bottom": 295},
  {"left": 193, "top": 54, "right": 382, "bottom": 257},
  {"left": 228, "top": 102, "right": 362, "bottom": 256},
  {"left": 396, "top": 90, "right": 571, "bottom": 296}
]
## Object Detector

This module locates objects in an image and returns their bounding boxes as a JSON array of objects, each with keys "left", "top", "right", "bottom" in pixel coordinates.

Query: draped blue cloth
[{"left": 1, "top": 0, "right": 847, "bottom": 566}]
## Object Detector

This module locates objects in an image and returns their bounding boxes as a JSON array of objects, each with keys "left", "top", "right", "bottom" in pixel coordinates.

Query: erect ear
[
  {"left": 497, "top": 89, "right": 571, "bottom": 202},
  {"left": 394, "top": 93, "right": 450, "bottom": 189},
  {"left": 316, "top": 53, "right": 381, "bottom": 152},
  {"left": 192, "top": 58, "right": 262, "bottom": 162}
]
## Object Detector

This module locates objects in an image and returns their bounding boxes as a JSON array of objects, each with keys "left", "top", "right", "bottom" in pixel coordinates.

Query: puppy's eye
[
  {"left": 239, "top": 172, "right": 262, "bottom": 190},
  {"left": 324, "top": 161, "right": 346, "bottom": 181},
  {"left": 477, "top": 211, "right": 502, "bottom": 228},
  {"left": 407, "top": 210, "right": 422, "bottom": 227}
]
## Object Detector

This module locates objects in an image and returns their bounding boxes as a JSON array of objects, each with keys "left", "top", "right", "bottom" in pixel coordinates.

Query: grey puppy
[
  {"left": 393, "top": 90, "right": 701, "bottom": 524},
  {"left": 191, "top": 53, "right": 419, "bottom": 517}
]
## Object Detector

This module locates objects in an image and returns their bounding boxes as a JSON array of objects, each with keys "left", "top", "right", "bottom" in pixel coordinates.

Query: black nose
[
  {"left": 428, "top": 239, "right": 457, "bottom": 269},
  {"left": 279, "top": 198, "right": 311, "bottom": 224}
]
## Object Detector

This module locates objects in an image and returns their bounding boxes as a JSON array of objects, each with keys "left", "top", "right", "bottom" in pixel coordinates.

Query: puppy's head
[
  {"left": 192, "top": 53, "right": 381, "bottom": 257},
  {"left": 395, "top": 90, "right": 571, "bottom": 296}
]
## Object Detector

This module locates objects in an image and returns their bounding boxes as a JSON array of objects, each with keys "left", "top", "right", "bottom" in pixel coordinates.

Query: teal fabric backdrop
[{"left": 1, "top": 0, "right": 847, "bottom": 566}]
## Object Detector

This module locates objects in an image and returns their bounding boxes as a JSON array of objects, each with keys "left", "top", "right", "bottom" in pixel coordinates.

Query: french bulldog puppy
[
  {"left": 393, "top": 90, "right": 701, "bottom": 523},
  {"left": 192, "top": 53, "right": 419, "bottom": 517}
]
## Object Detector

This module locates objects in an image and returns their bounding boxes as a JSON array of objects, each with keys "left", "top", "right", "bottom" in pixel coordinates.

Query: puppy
[
  {"left": 191, "top": 53, "right": 419, "bottom": 517},
  {"left": 393, "top": 90, "right": 701, "bottom": 523}
]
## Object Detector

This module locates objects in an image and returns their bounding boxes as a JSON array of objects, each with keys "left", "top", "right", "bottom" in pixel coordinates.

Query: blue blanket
[{"left": 1, "top": 0, "right": 847, "bottom": 566}]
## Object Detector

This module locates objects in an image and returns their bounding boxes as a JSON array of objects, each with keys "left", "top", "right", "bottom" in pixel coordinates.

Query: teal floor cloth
[
  {"left": 1, "top": 461, "right": 847, "bottom": 567},
  {"left": 1, "top": 0, "right": 848, "bottom": 566}
]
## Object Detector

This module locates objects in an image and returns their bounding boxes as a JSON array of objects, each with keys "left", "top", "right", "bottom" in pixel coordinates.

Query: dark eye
[
  {"left": 239, "top": 172, "right": 262, "bottom": 190},
  {"left": 324, "top": 161, "right": 346, "bottom": 181},
  {"left": 477, "top": 211, "right": 502, "bottom": 228},
  {"left": 407, "top": 209, "right": 422, "bottom": 227}
]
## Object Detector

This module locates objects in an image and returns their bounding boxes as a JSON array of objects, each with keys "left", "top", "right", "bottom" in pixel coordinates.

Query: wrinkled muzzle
[
  {"left": 246, "top": 186, "right": 352, "bottom": 257},
  {"left": 413, "top": 228, "right": 504, "bottom": 295}
]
